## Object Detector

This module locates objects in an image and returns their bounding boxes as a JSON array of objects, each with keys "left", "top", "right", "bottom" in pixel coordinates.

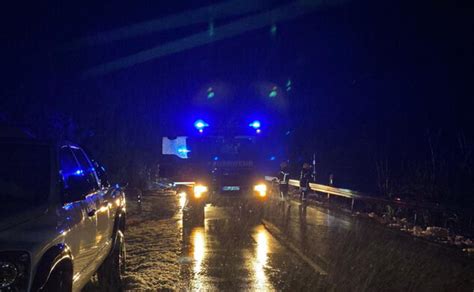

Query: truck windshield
[
  {"left": 0, "top": 142, "right": 51, "bottom": 213},
  {"left": 191, "top": 136, "right": 260, "bottom": 161}
]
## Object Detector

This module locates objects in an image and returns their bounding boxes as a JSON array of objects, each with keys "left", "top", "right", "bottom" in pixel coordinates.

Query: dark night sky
[{"left": 1, "top": 0, "right": 473, "bottom": 191}]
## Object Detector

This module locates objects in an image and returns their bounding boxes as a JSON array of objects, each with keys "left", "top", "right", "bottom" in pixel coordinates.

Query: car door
[
  {"left": 58, "top": 146, "right": 98, "bottom": 284},
  {"left": 70, "top": 147, "right": 112, "bottom": 260},
  {"left": 91, "top": 159, "right": 115, "bottom": 243}
]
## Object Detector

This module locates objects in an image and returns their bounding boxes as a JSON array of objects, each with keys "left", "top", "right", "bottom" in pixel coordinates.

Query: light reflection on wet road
[
  {"left": 179, "top": 203, "right": 325, "bottom": 291},
  {"left": 191, "top": 227, "right": 205, "bottom": 276},
  {"left": 122, "top": 191, "right": 473, "bottom": 290},
  {"left": 253, "top": 225, "right": 269, "bottom": 290},
  {"left": 177, "top": 194, "right": 473, "bottom": 291}
]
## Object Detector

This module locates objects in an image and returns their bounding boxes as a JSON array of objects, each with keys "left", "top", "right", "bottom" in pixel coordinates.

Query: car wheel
[
  {"left": 98, "top": 231, "right": 126, "bottom": 291},
  {"left": 42, "top": 266, "right": 72, "bottom": 292}
]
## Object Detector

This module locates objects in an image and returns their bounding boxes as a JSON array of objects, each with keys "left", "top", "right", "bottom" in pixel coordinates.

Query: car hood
[
  {"left": 0, "top": 205, "right": 48, "bottom": 233},
  {"left": 0, "top": 205, "right": 62, "bottom": 265}
]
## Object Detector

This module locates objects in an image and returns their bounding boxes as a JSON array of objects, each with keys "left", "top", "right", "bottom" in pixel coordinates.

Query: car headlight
[
  {"left": 0, "top": 261, "right": 18, "bottom": 289},
  {"left": 254, "top": 184, "right": 267, "bottom": 197},
  {"left": 193, "top": 185, "right": 208, "bottom": 198},
  {"left": 0, "top": 252, "right": 29, "bottom": 290}
]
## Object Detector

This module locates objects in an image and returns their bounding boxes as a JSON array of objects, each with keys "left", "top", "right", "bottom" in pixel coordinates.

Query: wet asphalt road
[
  {"left": 179, "top": 191, "right": 474, "bottom": 291},
  {"left": 263, "top": 198, "right": 474, "bottom": 291},
  {"left": 121, "top": 190, "right": 474, "bottom": 291},
  {"left": 179, "top": 198, "right": 325, "bottom": 291}
]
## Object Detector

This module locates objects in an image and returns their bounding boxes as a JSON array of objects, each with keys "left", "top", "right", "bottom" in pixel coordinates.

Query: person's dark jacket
[
  {"left": 278, "top": 167, "right": 290, "bottom": 185},
  {"left": 300, "top": 168, "right": 311, "bottom": 189}
]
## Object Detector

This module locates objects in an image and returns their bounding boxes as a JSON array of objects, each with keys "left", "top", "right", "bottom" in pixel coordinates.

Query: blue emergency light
[
  {"left": 249, "top": 120, "right": 261, "bottom": 129},
  {"left": 177, "top": 147, "right": 190, "bottom": 154},
  {"left": 249, "top": 120, "right": 262, "bottom": 133},
  {"left": 194, "top": 119, "right": 209, "bottom": 132}
]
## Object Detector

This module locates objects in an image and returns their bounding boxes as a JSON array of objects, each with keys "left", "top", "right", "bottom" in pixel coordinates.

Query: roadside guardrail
[
  {"left": 266, "top": 176, "right": 474, "bottom": 236},
  {"left": 264, "top": 176, "right": 462, "bottom": 213},
  {"left": 266, "top": 175, "right": 474, "bottom": 243},
  {"left": 265, "top": 176, "right": 366, "bottom": 210}
]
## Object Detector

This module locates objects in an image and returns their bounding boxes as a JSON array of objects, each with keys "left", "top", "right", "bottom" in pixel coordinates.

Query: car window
[
  {"left": 92, "top": 160, "right": 110, "bottom": 188},
  {"left": 70, "top": 146, "right": 99, "bottom": 192},
  {"left": 59, "top": 146, "right": 94, "bottom": 202},
  {"left": 59, "top": 146, "right": 81, "bottom": 187}
]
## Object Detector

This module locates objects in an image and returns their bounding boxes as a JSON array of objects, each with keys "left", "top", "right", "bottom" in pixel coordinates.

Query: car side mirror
[{"left": 63, "top": 176, "right": 89, "bottom": 203}]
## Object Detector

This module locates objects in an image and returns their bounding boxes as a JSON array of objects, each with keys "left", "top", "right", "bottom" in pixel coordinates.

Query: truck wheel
[
  {"left": 248, "top": 201, "right": 264, "bottom": 221},
  {"left": 42, "top": 265, "right": 72, "bottom": 292},
  {"left": 194, "top": 203, "right": 205, "bottom": 221},
  {"left": 184, "top": 203, "right": 204, "bottom": 226},
  {"left": 98, "top": 231, "right": 126, "bottom": 291}
]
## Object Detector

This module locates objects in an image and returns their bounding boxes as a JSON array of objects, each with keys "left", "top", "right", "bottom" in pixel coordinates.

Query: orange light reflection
[{"left": 253, "top": 226, "right": 270, "bottom": 289}]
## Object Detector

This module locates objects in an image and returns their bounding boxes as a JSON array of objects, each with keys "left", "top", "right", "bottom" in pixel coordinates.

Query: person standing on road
[
  {"left": 300, "top": 163, "right": 311, "bottom": 202},
  {"left": 277, "top": 161, "right": 290, "bottom": 200}
]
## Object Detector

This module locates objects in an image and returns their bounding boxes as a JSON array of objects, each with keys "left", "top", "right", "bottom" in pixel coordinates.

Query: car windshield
[{"left": 0, "top": 142, "right": 51, "bottom": 213}]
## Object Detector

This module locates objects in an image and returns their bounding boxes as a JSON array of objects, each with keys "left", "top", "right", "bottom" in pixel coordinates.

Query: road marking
[{"left": 261, "top": 219, "right": 328, "bottom": 276}]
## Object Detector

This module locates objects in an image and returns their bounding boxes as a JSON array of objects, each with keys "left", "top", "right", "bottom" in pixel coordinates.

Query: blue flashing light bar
[
  {"left": 73, "top": 169, "right": 84, "bottom": 176},
  {"left": 249, "top": 120, "right": 261, "bottom": 129},
  {"left": 194, "top": 119, "right": 209, "bottom": 131}
]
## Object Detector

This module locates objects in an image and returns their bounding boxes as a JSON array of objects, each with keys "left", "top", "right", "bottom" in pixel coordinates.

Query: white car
[{"left": 0, "top": 139, "right": 126, "bottom": 291}]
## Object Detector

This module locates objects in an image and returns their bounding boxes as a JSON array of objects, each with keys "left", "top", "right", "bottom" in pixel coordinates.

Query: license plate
[{"left": 222, "top": 186, "right": 240, "bottom": 191}]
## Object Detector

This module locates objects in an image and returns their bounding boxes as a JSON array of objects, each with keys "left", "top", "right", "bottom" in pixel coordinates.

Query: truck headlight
[
  {"left": 254, "top": 184, "right": 267, "bottom": 197},
  {"left": 0, "top": 261, "right": 19, "bottom": 289},
  {"left": 193, "top": 185, "right": 208, "bottom": 198}
]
